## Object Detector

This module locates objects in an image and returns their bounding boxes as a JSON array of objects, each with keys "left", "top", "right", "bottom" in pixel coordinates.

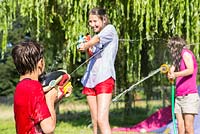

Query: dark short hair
[{"left": 12, "top": 40, "right": 44, "bottom": 75}]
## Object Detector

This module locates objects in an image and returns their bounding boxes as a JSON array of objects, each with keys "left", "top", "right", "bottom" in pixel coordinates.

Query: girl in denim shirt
[{"left": 78, "top": 7, "right": 118, "bottom": 134}]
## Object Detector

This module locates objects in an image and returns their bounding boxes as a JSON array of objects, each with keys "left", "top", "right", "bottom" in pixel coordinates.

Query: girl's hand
[
  {"left": 168, "top": 72, "right": 175, "bottom": 80},
  {"left": 78, "top": 43, "right": 86, "bottom": 52},
  {"left": 170, "top": 65, "right": 175, "bottom": 73},
  {"left": 167, "top": 65, "right": 175, "bottom": 80}
]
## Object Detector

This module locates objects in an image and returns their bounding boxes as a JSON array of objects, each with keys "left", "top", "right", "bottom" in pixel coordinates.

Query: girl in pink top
[{"left": 167, "top": 36, "right": 200, "bottom": 134}]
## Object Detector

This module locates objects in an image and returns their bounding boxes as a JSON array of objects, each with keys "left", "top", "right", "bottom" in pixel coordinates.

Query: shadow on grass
[
  {"left": 57, "top": 107, "right": 151, "bottom": 128},
  {"left": 57, "top": 110, "right": 91, "bottom": 127}
]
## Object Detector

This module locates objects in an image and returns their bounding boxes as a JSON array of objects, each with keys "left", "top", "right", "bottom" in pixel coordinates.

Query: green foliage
[
  {"left": 0, "top": 55, "right": 18, "bottom": 96},
  {"left": 1, "top": 0, "right": 200, "bottom": 62}
]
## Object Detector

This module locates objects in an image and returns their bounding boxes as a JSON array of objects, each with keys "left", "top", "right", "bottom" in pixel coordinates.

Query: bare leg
[
  {"left": 97, "top": 93, "right": 112, "bottom": 134},
  {"left": 183, "top": 114, "right": 195, "bottom": 134},
  {"left": 176, "top": 113, "right": 185, "bottom": 134},
  {"left": 87, "top": 96, "right": 99, "bottom": 134}
]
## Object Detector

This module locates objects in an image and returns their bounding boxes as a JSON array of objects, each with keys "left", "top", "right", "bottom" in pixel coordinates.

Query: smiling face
[{"left": 88, "top": 14, "right": 104, "bottom": 33}]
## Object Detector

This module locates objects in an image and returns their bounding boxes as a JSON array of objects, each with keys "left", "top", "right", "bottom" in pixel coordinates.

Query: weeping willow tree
[{"left": 0, "top": 0, "right": 200, "bottom": 116}]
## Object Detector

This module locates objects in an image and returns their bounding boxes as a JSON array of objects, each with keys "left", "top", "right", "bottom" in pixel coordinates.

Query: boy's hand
[
  {"left": 57, "top": 81, "right": 73, "bottom": 100},
  {"left": 45, "top": 88, "right": 58, "bottom": 103},
  {"left": 64, "top": 85, "right": 73, "bottom": 98}
]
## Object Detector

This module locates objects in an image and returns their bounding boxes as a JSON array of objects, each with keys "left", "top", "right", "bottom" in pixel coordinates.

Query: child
[
  {"left": 12, "top": 41, "right": 57, "bottom": 134},
  {"left": 167, "top": 36, "right": 200, "bottom": 134},
  {"left": 78, "top": 7, "right": 118, "bottom": 134}
]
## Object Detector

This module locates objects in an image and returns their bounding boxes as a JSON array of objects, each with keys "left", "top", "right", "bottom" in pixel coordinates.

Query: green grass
[
  {"left": 0, "top": 120, "right": 16, "bottom": 134},
  {"left": 0, "top": 100, "right": 167, "bottom": 134}
]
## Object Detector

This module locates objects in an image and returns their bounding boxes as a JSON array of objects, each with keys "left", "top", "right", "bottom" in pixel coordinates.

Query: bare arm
[
  {"left": 168, "top": 52, "right": 194, "bottom": 79},
  {"left": 40, "top": 88, "right": 57, "bottom": 134}
]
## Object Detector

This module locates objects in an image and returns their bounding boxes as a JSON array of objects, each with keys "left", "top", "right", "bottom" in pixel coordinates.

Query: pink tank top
[{"left": 176, "top": 48, "right": 198, "bottom": 96}]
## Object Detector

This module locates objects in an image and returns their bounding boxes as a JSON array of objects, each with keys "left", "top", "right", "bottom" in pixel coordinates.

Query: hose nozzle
[
  {"left": 160, "top": 64, "right": 174, "bottom": 84},
  {"left": 160, "top": 64, "right": 170, "bottom": 74}
]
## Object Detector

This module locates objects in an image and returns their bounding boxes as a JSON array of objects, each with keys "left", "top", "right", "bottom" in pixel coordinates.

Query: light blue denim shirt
[{"left": 81, "top": 24, "right": 118, "bottom": 88}]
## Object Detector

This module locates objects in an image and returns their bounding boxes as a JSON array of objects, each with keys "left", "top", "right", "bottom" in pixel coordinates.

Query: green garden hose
[
  {"left": 160, "top": 64, "right": 177, "bottom": 134},
  {"left": 171, "top": 81, "right": 177, "bottom": 134}
]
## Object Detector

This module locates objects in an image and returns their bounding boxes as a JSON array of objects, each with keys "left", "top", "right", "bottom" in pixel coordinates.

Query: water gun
[
  {"left": 39, "top": 70, "right": 72, "bottom": 101},
  {"left": 77, "top": 33, "right": 93, "bottom": 56},
  {"left": 77, "top": 35, "right": 85, "bottom": 49}
]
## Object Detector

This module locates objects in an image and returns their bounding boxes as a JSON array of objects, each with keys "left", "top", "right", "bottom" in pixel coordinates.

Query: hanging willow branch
[{"left": 0, "top": 0, "right": 200, "bottom": 60}]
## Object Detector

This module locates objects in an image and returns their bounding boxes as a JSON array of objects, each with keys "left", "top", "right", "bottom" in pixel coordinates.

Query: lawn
[{"left": 0, "top": 100, "right": 167, "bottom": 134}]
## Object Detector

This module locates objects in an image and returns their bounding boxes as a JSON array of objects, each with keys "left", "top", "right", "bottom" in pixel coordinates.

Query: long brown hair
[{"left": 167, "top": 36, "right": 186, "bottom": 71}]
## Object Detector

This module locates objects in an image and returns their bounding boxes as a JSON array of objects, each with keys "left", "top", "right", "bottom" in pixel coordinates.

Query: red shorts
[{"left": 82, "top": 77, "right": 115, "bottom": 96}]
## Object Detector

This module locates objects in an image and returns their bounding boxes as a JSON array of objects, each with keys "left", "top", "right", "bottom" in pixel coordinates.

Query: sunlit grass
[
  {"left": 0, "top": 100, "right": 167, "bottom": 134},
  {"left": 0, "top": 104, "right": 14, "bottom": 120}
]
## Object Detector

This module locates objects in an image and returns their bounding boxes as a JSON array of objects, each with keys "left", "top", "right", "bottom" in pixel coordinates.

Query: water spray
[
  {"left": 112, "top": 64, "right": 177, "bottom": 134},
  {"left": 112, "top": 64, "right": 170, "bottom": 102},
  {"left": 112, "top": 67, "right": 161, "bottom": 102}
]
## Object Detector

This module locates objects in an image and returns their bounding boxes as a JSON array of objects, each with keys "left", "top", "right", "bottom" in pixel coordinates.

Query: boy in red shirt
[{"left": 12, "top": 41, "right": 57, "bottom": 134}]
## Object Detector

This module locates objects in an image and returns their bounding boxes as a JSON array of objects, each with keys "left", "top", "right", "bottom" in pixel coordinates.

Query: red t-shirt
[{"left": 14, "top": 79, "right": 51, "bottom": 134}]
